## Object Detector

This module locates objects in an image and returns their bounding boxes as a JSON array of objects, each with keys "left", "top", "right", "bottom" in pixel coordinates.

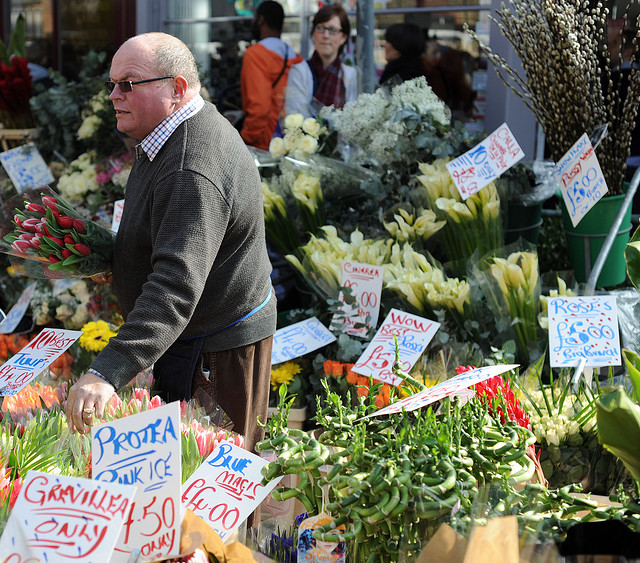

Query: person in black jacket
[{"left": 379, "top": 23, "right": 427, "bottom": 86}]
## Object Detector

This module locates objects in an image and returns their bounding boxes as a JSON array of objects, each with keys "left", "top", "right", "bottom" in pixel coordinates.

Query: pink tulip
[
  {"left": 21, "top": 218, "right": 40, "bottom": 232},
  {"left": 41, "top": 196, "right": 58, "bottom": 210},
  {"left": 11, "top": 239, "right": 32, "bottom": 254},
  {"left": 25, "top": 202, "right": 46, "bottom": 214}
]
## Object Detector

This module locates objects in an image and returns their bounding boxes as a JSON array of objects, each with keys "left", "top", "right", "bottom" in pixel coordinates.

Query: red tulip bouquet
[{"left": 0, "top": 186, "right": 114, "bottom": 278}]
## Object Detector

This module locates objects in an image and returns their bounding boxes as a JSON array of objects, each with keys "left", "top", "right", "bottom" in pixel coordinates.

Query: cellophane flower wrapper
[
  {"left": 0, "top": 186, "right": 115, "bottom": 279},
  {"left": 470, "top": 241, "right": 541, "bottom": 364},
  {"left": 415, "top": 160, "right": 503, "bottom": 274},
  {"left": 285, "top": 226, "right": 393, "bottom": 302}
]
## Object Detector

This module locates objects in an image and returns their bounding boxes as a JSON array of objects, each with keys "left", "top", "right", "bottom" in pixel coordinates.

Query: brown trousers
[{"left": 193, "top": 336, "right": 273, "bottom": 453}]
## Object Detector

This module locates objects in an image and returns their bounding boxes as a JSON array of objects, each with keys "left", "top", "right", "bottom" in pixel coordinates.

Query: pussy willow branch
[{"left": 468, "top": 0, "right": 640, "bottom": 194}]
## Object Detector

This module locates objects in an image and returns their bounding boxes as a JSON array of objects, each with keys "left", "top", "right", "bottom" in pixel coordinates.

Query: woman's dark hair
[
  {"left": 312, "top": 4, "right": 350, "bottom": 55},
  {"left": 385, "top": 22, "right": 426, "bottom": 58}
]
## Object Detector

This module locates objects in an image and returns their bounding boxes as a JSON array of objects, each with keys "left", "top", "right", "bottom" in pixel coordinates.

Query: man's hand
[{"left": 66, "top": 372, "right": 115, "bottom": 434}]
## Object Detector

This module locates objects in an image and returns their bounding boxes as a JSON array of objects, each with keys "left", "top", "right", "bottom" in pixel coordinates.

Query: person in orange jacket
[{"left": 240, "top": 1, "right": 302, "bottom": 150}]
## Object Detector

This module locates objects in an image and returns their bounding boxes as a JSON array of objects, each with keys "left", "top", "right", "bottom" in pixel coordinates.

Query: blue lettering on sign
[
  {"left": 208, "top": 443, "right": 253, "bottom": 475},
  {"left": 397, "top": 334, "right": 425, "bottom": 354},
  {"left": 10, "top": 352, "right": 47, "bottom": 369},
  {"left": 93, "top": 416, "right": 178, "bottom": 463},
  {"left": 468, "top": 144, "right": 488, "bottom": 165},
  {"left": 549, "top": 297, "right": 612, "bottom": 316}
]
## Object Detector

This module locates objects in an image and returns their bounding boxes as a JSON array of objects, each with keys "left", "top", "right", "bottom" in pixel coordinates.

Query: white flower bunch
[
  {"left": 526, "top": 388, "right": 595, "bottom": 447},
  {"left": 77, "top": 90, "right": 111, "bottom": 141},
  {"left": 56, "top": 152, "right": 100, "bottom": 204},
  {"left": 30, "top": 279, "right": 92, "bottom": 329},
  {"left": 269, "top": 113, "right": 326, "bottom": 159},
  {"left": 320, "top": 77, "right": 450, "bottom": 167},
  {"left": 77, "top": 115, "right": 101, "bottom": 140}
]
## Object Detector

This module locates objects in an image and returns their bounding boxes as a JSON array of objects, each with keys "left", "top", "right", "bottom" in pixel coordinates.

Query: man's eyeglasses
[
  {"left": 104, "top": 76, "right": 175, "bottom": 94},
  {"left": 314, "top": 25, "right": 343, "bottom": 36}
]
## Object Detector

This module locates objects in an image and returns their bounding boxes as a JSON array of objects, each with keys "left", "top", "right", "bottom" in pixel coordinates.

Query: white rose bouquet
[{"left": 269, "top": 113, "right": 327, "bottom": 159}]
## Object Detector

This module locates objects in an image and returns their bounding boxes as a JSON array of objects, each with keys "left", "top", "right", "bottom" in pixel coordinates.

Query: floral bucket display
[{"left": 560, "top": 188, "right": 632, "bottom": 287}]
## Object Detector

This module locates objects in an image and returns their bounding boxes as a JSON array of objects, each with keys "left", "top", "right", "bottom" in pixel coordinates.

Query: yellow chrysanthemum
[
  {"left": 270, "top": 361, "right": 302, "bottom": 391},
  {"left": 79, "top": 320, "right": 117, "bottom": 352}
]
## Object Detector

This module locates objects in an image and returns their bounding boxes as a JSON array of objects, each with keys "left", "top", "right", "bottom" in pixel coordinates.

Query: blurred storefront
[{"left": 0, "top": 0, "right": 538, "bottom": 154}]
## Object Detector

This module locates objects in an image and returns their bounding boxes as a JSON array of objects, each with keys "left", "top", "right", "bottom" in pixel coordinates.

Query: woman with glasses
[{"left": 284, "top": 4, "right": 357, "bottom": 118}]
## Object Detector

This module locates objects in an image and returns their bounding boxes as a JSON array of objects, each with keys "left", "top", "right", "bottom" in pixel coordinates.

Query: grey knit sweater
[{"left": 91, "top": 102, "right": 276, "bottom": 390}]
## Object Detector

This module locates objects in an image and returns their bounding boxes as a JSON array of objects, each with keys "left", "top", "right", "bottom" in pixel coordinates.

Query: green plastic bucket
[
  {"left": 504, "top": 201, "right": 543, "bottom": 245},
  {"left": 561, "top": 190, "right": 632, "bottom": 287}
]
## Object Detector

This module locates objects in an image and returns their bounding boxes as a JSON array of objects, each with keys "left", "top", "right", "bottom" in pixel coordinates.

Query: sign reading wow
[{"left": 351, "top": 308, "right": 440, "bottom": 386}]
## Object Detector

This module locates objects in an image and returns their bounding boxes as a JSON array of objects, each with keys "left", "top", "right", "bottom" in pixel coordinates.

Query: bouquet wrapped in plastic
[{"left": 0, "top": 186, "right": 114, "bottom": 279}]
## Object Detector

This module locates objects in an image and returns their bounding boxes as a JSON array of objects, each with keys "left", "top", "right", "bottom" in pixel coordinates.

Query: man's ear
[{"left": 173, "top": 76, "right": 189, "bottom": 99}]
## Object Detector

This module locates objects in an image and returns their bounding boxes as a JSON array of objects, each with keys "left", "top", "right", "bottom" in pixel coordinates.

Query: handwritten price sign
[
  {"left": 0, "top": 328, "right": 82, "bottom": 396},
  {"left": 548, "top": 296, "right": 621, "bottom": 368},
  {"left": 0, "top": 471, "right": 137, "bottom": 561},
  {"left": 271, "top": 317, "right": 336, "bottom": 365},
  {"left": 0, "top": 143, "right": 55, "bottom": 192},
  {"left": 366, "top": 364, "right": 519, "bottom": 418},
  {"left": 554, "top": 133, "right": 608, "bottom": 227},
  {"left": 0, "top": 282, "right": 35, "bottom": 334},
  {"left": 182, "top": 442, "right": 282, "bottom": 542},
  {"left": 351, "top": 309, "right": 440, "bottom": 386},
  {"left": 446, "top": 123, "right": 524, "bottom": 200},
  {"left": 332, "top": 261, "right": 384, "bottom": 338},
  {"left": 92, "top": 402, "right": 182, "bottom": 562}
]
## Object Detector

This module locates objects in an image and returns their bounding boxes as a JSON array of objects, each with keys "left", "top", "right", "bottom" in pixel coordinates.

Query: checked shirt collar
[{"left": 138, "top": 93, "right": 204, "bottom": 161}]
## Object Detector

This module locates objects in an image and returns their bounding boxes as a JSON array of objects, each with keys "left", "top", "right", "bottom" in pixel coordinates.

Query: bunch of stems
[{"left": 468, "top": 0, "right": 640, "bottom": 195}]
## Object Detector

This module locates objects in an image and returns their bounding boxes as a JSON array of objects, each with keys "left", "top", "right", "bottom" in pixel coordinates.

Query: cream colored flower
[
  {"left": 296, "top": 134, "right": 318, "bottom": 156},
  {"left": 77, "top": 115, "right": 101, "bottom": 140},
  {"left": 269, "top": 137, "right": 286, "bottom": 157},
  {"left": 284, "top": 113, "right": 304, "bottom": 130},
  {"left": 302, "top": 117, "right": 322, "bottom": 137}
]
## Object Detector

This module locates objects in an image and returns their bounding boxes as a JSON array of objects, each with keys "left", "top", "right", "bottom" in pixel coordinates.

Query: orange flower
[
  {"left": 1, "top": 382, "right": 62, "bottom": 416},
  {"left": 346, "top": 370, "right": 358, "bottom": 385}
]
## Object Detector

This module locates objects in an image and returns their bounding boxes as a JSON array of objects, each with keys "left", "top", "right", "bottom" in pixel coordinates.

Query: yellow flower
[
  {"left": 79, "top": 320, "right": 117, "bottom": 352},
  {"left": 270, "top": 361, "right": 302, "bottom": 391},
  {"left": 261, "top": 182, "right": 288, "bottom": 219}
]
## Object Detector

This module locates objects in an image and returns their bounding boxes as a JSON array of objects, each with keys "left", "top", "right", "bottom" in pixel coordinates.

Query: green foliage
[
  {"left": 30, "top": 51, "right": 109, "bottom": 162},
  {"left": 0, "top": 14, "right": 25, "bottom": 63}
]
